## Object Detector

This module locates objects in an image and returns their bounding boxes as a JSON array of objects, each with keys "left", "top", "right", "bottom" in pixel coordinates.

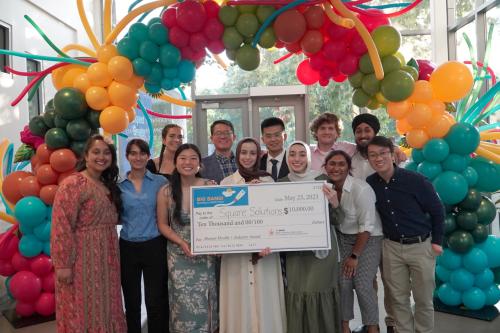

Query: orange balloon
[
  {"left": 99, "top": 106, "right": 130, "bottom": 134},
  {"left": 1, "top": 171, "right": 33, "bottom": 204},
  {"left": 61, "top": 67, "right": 86, "bottom": 88},
  {"left": 429, "top": 61, "right": 473, "bottom": 102},
  {"left": 85, "top": 86, "right": 110, "bottom": 110},
  {"left": 36, "top": 144, "right": 53, "bottom": 165},
  {"left": 387, "top": 100, "right": 411, "bottom": 120},
  {"left": 40, "top": 185, "right": 59, "bottom": 205},
  {"left": 19, "top": 176, "right": 41, "bottom": 197},
  {"left": 108, "top": 81, "right": 138, "bottom": 109},
  {"left": 97, "top": 44, "right": 119, "bottom": 64},
  {"left": 51, "top": 64, "right": 81, "bottom": 90},
  {"left": 118, "top": 74, "right": 144, "bottom": 89},
  {"left": 409, "top": 80, "right": 433, "bottom": 103},
  {"left": 58, "top": 171, "right": 75, "bottom": 185},
  {"left": 428, "top": 99, "right": 445, "bottom": 116},
  {"left": 87, "top": 62, "right": 113, "bottom": 87},
  {"left": 49, "top": 148, "right": 77, "bottom": 173},
  {"left": 108, "top": 56, "right": 133, "bottom": 82},
  {"left": 407, "top": 103, "right": 432, "bottom": 128},
  {"left": 125, "top": 107, "right": 136, "bottom": 123},
  {"left": 30, "top": 155, "right": 39, "bottom": 170},
  {"left": 426, "top": 112, "right": 456, "bottom": 138},
  {"left": 73, "top": 73, "right": 92, "bottom": 93},
  {"left": 36, "top": 164, "right": 59, "bottom": 185},
  {"left": 396, "top": 118, "right": 412, "bottom": 135},
  {"left": 406, "top": 129, "right": 430, "bottom": 149}
]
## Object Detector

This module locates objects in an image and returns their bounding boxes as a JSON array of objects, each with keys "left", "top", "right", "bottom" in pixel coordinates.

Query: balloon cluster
[{"left": 219, "top": 4, "right": 276, "bottom": 70}]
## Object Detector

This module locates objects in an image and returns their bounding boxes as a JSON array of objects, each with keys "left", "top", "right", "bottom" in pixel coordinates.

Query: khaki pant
[{"left": 382, "top": 238, "right": 436, "bottom": 333}]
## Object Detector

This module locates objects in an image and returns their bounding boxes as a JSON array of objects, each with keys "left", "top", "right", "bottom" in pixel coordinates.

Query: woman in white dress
[{"left": 219, "top": 137, "right": 287, "bottom": 333}]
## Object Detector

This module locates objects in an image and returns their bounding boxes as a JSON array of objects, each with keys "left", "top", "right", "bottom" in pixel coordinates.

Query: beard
[{"left": 356, "top": 142, "right": 369, "bottom": 158}]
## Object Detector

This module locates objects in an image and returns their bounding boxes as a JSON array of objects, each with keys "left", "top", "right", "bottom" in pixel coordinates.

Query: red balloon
[
  {"left": 309, "top": 54, "right": 326, "bottom": 71},
  {"left": 339, "top": 53, "right": 359, "bottom": 76},
  {"left": 36, "top": 164, "right": 59, "bottom": 185},
  {"left": 285, "top": 41, "right": 301, "bottom": 54},
  {"left": 40, "top": 184, "right": 59, "bottom": 206},
  {"left": 417, "top": 59, "right": 437, "bottom": 81},
  {"left": 296, "top": 59, "right": 320, "bottom": 85},
  {"left": 322, "top": 39, "right": 348, "bottom": 62},
  {"left": 36, "top": 144, "right": 53, "bottom": 165},
  {"left": 35, "top": 292, "right": 55, "bottom": 316},
  {"left": 11, "top": 251, "right": 31, "bottom": 272},
  {"left": 0, "top": 258, "right": 15, "bottom": 276},
  {"left": 49, "top": 148, "right": 77, "bottom": 173},
  {"left": 358, "top": 9, "right": 390, "bottom": 32},
  {"left": 0, "top": 232, "right": 19, "bottom": 260},
  {"left": 275, "top": 40, "right": 285, "bottom": 48},
  {"left": 192, "top": 48, "right": 207, "bottom": 62},
  {"left": 57, "top": 170, "right": 74, "bottom": 185},
  {"left": 16, "top": 301, "right": 35, "bottom": 317},
  {"left": 349, "top": 34, "right": 368, "bottom": 55},
  {"left": 169, "top": 26, "right": 190, "bottom": 48},
  {"left": 203, "top": 17, "right": 224, "bottom": 41},
  {"left": 10, "top": 271, "right": 42, "bottom": 303},
  {"left": 274, "top": 10, "right": 307, "bottom": 44},
  {"left": 1, "top": 171, "right": 33, "bottom": 204},
  {"left": 203, "top": 0, "right": 220, "bottom": 18},
  {"left": 176, "top": 0, "right": 207, "bottom": 33},
  {"left": 304, "top": 5, "right": 325, "bottom": 29},
  {"left": 333, "top": 74, "right": 347, "bottom": 82},
  {"left": 30, "top": 254, "right": 53, "bottom": 277},
  {"left": 319, "top": 78, "right": 330, "bottom": 87},
  {"left": 189, "top": 32, "right": 208, "bottom": 52},
  {"left": 42, "top": 272, "right": 55, "bottom": 292},
  {"left": 300, "top": 30, "right": 323, "bottom": 54},
  {"left": 19, "top": 176, "right": 41, "bottom": 198},
  {"left": 161, "top": 6, "right": 177, "bottom": 28},
  {"left": 326, "top": 23, "right": 350, "bottom": 39},
  {"left": 207, "top": 39, "right": 225, "bottom": 54}
]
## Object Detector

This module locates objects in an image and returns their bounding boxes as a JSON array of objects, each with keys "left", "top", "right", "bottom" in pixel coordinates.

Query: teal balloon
[
  {"left": 432, "top": 171, "right": 468, "bottom": 205},
  {"left": 33, "top": 220, "right": 51, "bottom": 242},
  {"left": 411, "top": 148, "right": 424, "bottom": 163},
  {"left": 444, "top": 213, "right": 456, "bottom": 235},
  {"left": 439, "top": 248, "right": 462, "bottom": 270},
  {"left": 474, "top": 269, "right": 494, "bottom": 289},
  {"left": 139, "top": 40, "right": 159, "bottom": 62},
  {"left": 159, "top": 44, "right": 181, "bottom": 68},
  {"left": 438, "top": 283, "right": 462, "bottom": 306},
  {"left": 14, "top": 196, "right": 48, "bottom": 228},
  {"left": 147, "top": 17, "right": 162, "bottom": 27},
  {"left": 442, "top": 153, "right": 469, "bottom": 172},
  {"left": 129, "top": 22, "right": 149, "bottom": 42},
  {"left": 450, "top": 268, "right": 474, "bottom": 291},
  {"left": 436, "top": 265, "right": 451, "bottom": 282},
  {"left": 405, "top": 161, "right": 418, "bottom": 172},
  {"left": 463, "top": 248, "right": 488, "bottom": 274},
  {"left": 19, "top": 223, "right": 34, "bottom": 235},
  {"left": 163, "top": 67, "right": 178, "bottom": 79},
  {"left": 144, "top": 82, "right": 161, "bottom": 94},
  {"left": 476, "top": 235, "right": 500, "bottom": 268},
  {"left": 148, "top": 23, "right": 169, "bottom": 45},
  {"left": 18, "top": 234, "right": 43, "bottom": 258},
  {"left": 132, "top": 58, "right": 152, "bottom": 76},
  {"left": 43, "top": 242, "right": 51, "bottom": 256},
  {"left": 483, "top": 284, "right": 500, "bottom": 306},
  {"left": 447, "top": 230, "right": 474, "bottom": 253},
  {"left": 417, "top": 161, "right": 442, "bottom": 180},
  {"left": 117, "top": 37, "right": 140, "bottom": 60},
  {"left": 147, "top": 63, "right": 163, "bottom": 84},
  {"left": 444, "top": 123, "right": 480, "bottom": 155},
  {"left": 171, "top": 78, "right": 181, "bottom": 89},
  {"left": 423, "top": 139, "right": 449, "bottom": 163},
  {"left": 476, "top": 196, "right": 496, "bottom": 225},
  {"left": 462, "top": 287, "right": 485, "bottom": 310},
  {"left": 469, "top": 157, "right": 500, "bottom": 192},
  {"left": 494, "top": 267, "right": 500, "bottom": 284},
  {"left": 161, "top": 78, "right": 173, "bottom": 91},
  {"left": 178, "top": 60, "right": 196, "bottom": 83},
  {"left": 462, "top": 166, "right": 478, "bottom": 186}
]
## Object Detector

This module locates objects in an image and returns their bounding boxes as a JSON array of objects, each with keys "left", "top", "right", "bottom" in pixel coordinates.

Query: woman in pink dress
[{"left": 51, "top": 135, "right": 126, "bottom": 333}]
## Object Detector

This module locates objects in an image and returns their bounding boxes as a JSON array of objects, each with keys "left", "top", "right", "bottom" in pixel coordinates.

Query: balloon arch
[{"left": 0, "top": 0, "right": 499, "bottom": 318}]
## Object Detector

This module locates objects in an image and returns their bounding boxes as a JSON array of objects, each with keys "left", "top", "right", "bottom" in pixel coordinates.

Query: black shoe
[
  {"left": 353, "top": 325, "right": 368, "bottom": 333},
  {"left": 386, "top": 326, "right": 395, "bottom": 333}
]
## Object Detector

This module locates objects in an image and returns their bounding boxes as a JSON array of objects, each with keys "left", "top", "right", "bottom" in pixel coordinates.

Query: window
[
  {"left": 0, "top": 25, "right": 9, "bottom": 73},
  {"left": 26, "top": 59, "right": 43, "bottom": 118}
]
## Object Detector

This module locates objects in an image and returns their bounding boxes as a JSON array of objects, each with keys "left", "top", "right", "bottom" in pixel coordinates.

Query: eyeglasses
[
  {"left": 367, "top": 151, "right": 392, "bottom": 160},
  {"left": 213, "top": 131, "right": 233, "bottom": 137}
]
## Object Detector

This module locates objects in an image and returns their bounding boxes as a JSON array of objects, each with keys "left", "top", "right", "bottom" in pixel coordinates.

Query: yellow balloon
[
  {"left": 73, "top": 73, "right": 92, "bottom": 93},
  {"left": 409, "top": 80, "right": 433, "bottom": 103},
  {"left": 429, "top": 61, "right": 473, "bottom": 102},
  {"left": 87, "top": 62, "right": 113, "bottom": 87},
  {"left": 86, "top": 86, "right": 110, "bottom": 110},
  {"left": 97, "top": 44, "right": 119, "bottom": 64},
  {"left": 407, "top": 103, "right": 432, "bottom": 128},
  {"left": 99, "top": 106, "right": 130, "bottom": 134},
  {"left": 387, "top": 100, "right": 411, "bottom": 120},
  {"left": 108, "top": 56, "right": 134, "bottom": 82},
  {"left": 108, "top": 81, "right": 138, "bottom": 109}
]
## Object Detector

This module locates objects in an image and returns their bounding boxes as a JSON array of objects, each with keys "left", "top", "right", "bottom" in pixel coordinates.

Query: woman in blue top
[{"left": 119, "top": 138, "right": 169, "bottom": 333}]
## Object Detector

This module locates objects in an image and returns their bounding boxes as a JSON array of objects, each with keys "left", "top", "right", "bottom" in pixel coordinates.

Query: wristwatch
[{"left": 350, "top": 253, "right": 359, "bottom": 260}]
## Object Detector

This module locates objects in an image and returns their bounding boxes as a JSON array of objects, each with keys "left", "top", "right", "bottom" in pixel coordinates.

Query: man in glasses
[
  {"left": 259, "top": 117, "right": 289, "bottom": 181},
  {"left": 366, "top": 136, "right": 444, "bottom": 333}
]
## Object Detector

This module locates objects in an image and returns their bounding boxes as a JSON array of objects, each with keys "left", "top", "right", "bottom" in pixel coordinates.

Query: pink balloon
[
  {"left": 309, "top": 54, "right": 326, "bottom": 71},
  {"left": 42, "top": 272, "right": 55, "bottom": 292},
  {"left": 176, "top": 0, "right": 207, "bottom": 33},
  {"left": 11, "top": 251, "right": 31, "bottom": 272},
  {"left": 203, "top": 0, "right": 220, "bottom": 18},
  {"left": 320, "top": 66, "right": 334, "bottom": 80},
  {"left": 181, "top": 47, "right": 196, "bottom": 61},
  {"left": 0, "top": 258, "right": 15, "bottom": 276},
  {"left": 16, "top": 301, "right": 35, "bottom": 317},
  {"left": 326, "top": 23, "right": 350, "bottom": 39},
  {"left": 189, "top": 32, "right": 208, "bottom": 52},
  {"left": 0, "top": 232, "right": 19, "bottom": 260},
  {"left": 322, "top": 39, "right": 348, "bottom": 62},
  {"left": 192, "top": 48, "right": 207, "bottom": 62},
  {"left": 339, "top": 53, "right": 359, "bottom": 76},
  {"left": 10, "top": 271, "right": 42, "bottom": 303},
  {"left": 358, "top": 9, "right": 390, "bottom": 31},
  {"left": 417, "top": 59, "right": 437, "bottom": 81},
  {"left": 30, "top": 254, "right": 53, "bottom": 277},
  {"left": 169, "top": 26, "right": 190, "bottom": 48},
  {"left": 161, "top": 7, "right": 177, "bottom": 29},
  {"left": 203, "top": 17, "right": 224, "bottom": 41},
  {"left": 296, "top": 59, "right": 320, "bottom": 85},
  {"left": 35, "top": 293, "right": 55, "bottom": 316},
  {"left": 207, "top": 39, "right": 225, "bottom": 54},
  {"left": 349, "top": 34, "right": 368, "bottom": 55}
]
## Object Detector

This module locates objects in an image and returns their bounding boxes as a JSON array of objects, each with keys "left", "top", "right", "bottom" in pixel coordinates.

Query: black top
[
  {"left": 366, "top": 166, "right": 444, "bottom": 245},
  {"left": 146, "top": 159, "right": 171, "bottom": 181}
]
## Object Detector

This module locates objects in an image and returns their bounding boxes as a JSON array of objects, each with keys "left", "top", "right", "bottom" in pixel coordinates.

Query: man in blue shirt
[{"left": 366, "top": 136, "right": 444, "bottom": 333}]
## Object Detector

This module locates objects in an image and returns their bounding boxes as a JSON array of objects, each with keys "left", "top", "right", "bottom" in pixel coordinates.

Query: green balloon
[
  {"left": 458, "top": 188, "right": 482, "bottom": 211},
  {"left": 256, "top": 5, "right": 275, "bottom": 24},
  {"left": 86, "top": 110, "right": 101, "bottom": 129},
  {"left": 54, "top": 115, "right": 69, "bottom": 129},
  {"left": 258, "top": 27, "right": 276, "bottom": 49},
  {"left": 469, "top": 157, "right": 500, "bottom": 193},
  {"left": 444, "top": 213, "right": 457, "bottom": 235},
  {"left": 66, "top": 118, "right": 92, "bottom": 141},
  {"left": 442, "top": 153, "right": 469, "bottom": 173},
  {"left": 236, "top": 13, "right": 259, "bottom": 38},
  {"left": 148, "top": 23, "right": 168, "bottom": 45},
  {"left": 432, "top": 171, "right": 468, "bottom": 205},
  {"left": 219, "top": 6, "right": 239, "bottom": 27},
  {"left": 361, "top": 73, "right": 380, "bottom": 96},
  {"left": 381, "top": 55, "right": 401, "bottom": 73},
  {"left": 45, "top": 128, "right": 70, "bottom": 150},
  {"left": 132, "top": 58, "right": 152, "bottom": 76},
  {"left": 223, "top": 27, "right": 244, "bottom": 50},
  {"left": 456, "top": 211, "right": 478, "bottom": 231},
  {"left": 42, "top": 109, "right": 56, "bottom": 128},
  {"left": 117, "top": 37, "right": 140, "bottom": 60},
  {"left": 471, "top": 224, "right": 488, "bottom": 243},
  {"left": 462, "top": 166, "right": 478, "bottom": 186},
  {"left": 381, "top": 70, "right": 415, "bottom": 102},
  {"left": 238, "top": 5, "right": 257, "bottom": 13},
  {"left": 352, "top": 88, "right": 371, "bottom": 107},
  {"left": 44, "top": 98, "right": 55, "bottom": 114},
  {"left": 29, "top": 116, "right": 49, "bottom": 136},
  {"left": 235, "top": 44, "right": 260, "bottom": 71},
  {"left": 226, "top": 48, "right": 237, "bottom": 61},
  {"left": 366, "top": 98, "right": 381, "bottom": 110},
  {"left": 139, "top": 40, "right": 160, "bottom": 63},
  {"left": 417, "top": 161, "right": 442, "bottom": 180},
  {"left": 411, "top": 148, "right": 425, "bottom": 163},
  {"left": 160, "top": 44, "right": 181, "bottom": 68},
  {"left": 423, "top": 139, "right": 450, "bottom": 163},
  {"left": 476, "top": 196, "right": 496, "bottom": 225},
  {"left": 401, "top": 65, "right": 419, "bottom": 81},
  {"left": 54, "top": 88, "right": 88, "bottom": 120},
  {"left": 445, "top": 123, "right": 481, "bottom": 155},
  {"left": 129, "top": 22, "right": 149, "bottom": 42},
  {"left": 70, "top": 140, "right": 86, "bottom": 157},
  {"left": 359, "top": 54, "right": 374, "bottom": 74},
  {"left": 447, "top": 230, "right": 474, "bottom": 254},
  {"left": 371, "top": 25, "right": 401, "bottom": 57},
  {"left": 348, "top": 71, "right": 364, "bottom": 88}
]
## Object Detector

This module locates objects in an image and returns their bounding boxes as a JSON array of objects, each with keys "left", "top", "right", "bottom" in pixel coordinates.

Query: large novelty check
[{"left": 190, "top": 181, "right": 331, "bottom": 255}]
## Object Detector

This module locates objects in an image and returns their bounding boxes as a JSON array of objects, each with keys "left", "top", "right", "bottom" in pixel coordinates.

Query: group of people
[{"left": 50, "top": 111, "right": 445, "bottom": 333}]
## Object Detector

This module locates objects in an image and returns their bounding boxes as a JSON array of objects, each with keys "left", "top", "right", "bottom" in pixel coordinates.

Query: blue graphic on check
[{"left": 193, "top": 186, "right": 249, "bottom": 208}]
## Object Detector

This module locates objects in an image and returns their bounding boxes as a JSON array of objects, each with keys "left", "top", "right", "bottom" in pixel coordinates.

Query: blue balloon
[
  {"left": 43, "top": 241, "right": 51, "bottom": 256},
  {"left": 463, "top": 248, "right": 488, "bottom": 274},
  {"left": 476, "top": 235, "right": 500, "bottom": 268},
  {"left": 14, "top": 196, "right": 48, "bottom": 229},
  {"left": 474, "top": 269, "right": 494, "bottom": 289},
  {"left": 33, "top": 220, "right": 51, "bottom": 242},
  {"left": 178, "top": 60, "right": 196, "bottom": 83},
  {"left": 18, "top": 234, "right": 43, "bottom": 258},
  {"left": 450, "top": 268, "right": 474, "bottom": 291},
  {"left": 483, "top": 284, "right": 500, "bottom": 306},
  {"left": 462, "top": 166, "right": 478, "bottom": 187},
  {"left": 423, "top": 139, "right": 450, "bottom": 163},
  {"left": 439, "top": 248, "right": 462, "bottom": 270},
  {"left": 462, "top": 287, "right": 486, "bottom": 310},
  {"left": 445, "top": 123, "right": 480, "bottom": 155},
  {"left": 438, "top": 283, "right": 462, "bottom": 306},
  {"left": 432, "top": 171, "right": 468, "bottom": 205},
  {"left": 417, "top": 161, "right": 442, "bottom": 180},
  {"left": 411, "top": 148, "right": 425, "bottom": 163},
  {"left": 436, "top": 265, "right": 451, "bottom": 282},
  {"left": 442, "top": 153, "right": 469, "bottom": 173}
]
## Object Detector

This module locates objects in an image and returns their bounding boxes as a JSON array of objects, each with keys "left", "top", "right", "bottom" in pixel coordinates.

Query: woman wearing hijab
[{"left": 278, "top": 141, "right": 342, "bottom": 333}]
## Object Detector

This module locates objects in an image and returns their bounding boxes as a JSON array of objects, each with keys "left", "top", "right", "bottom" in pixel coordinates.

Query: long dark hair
[
  {"left": 76, "top": 135, "right": 122, "bottom": 212},
  {"left": 158, "top": 124, "right": 182, "bottom": 170},
  {"left": 170, "top": 143, "right": 202, "bottom": 221},
  {"left": 236, "top": 138, "right": 270, "bottom": 182}
]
